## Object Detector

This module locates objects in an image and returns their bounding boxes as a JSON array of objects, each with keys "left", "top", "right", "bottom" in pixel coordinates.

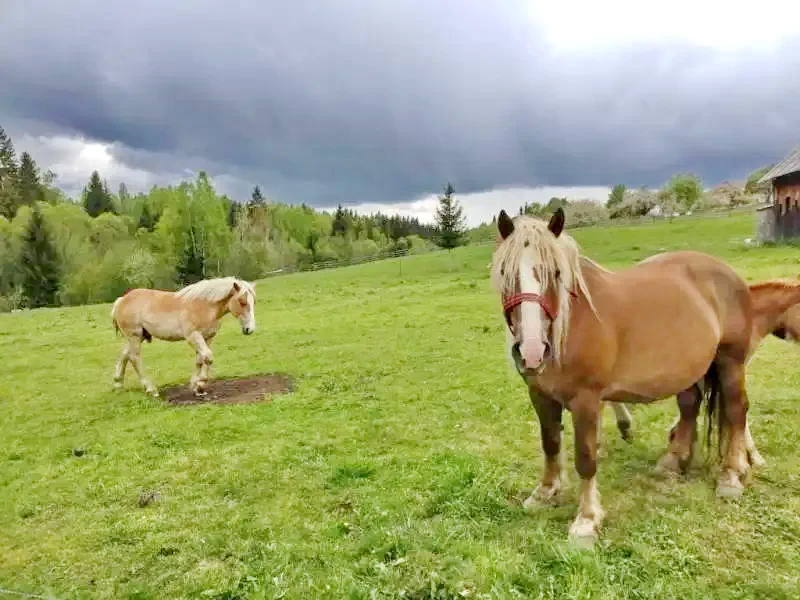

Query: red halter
[{"left": 502, "top": 290, "right": 577, "bottom": 332}]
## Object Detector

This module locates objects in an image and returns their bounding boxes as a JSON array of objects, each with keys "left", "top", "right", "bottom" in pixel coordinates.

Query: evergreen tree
[
  {"left": 0, "top": 125, "right": 21, "bottom": 219},
  {"left": 18, "top": 152, "right": 44, "bottom": 207},
  {"left": 176, "top": 225, "right": 206, "bottom": 284},
  {"left": 19, "top": 204, "right": 60, "bottom": 307},
  {"left": 434, "top": 182, "right": 466, "bottom": 249},
  {"left": 83, "top": 170, "right": 115, "bottom": 217},
  {"left": 332, "top": 204, "right": 348, "bottom": 236},
  {"left": 249, "top": 185, "right": 265, "bottom": 208},
  {"left": 138, "top": 202, "right": 157, "bottom": 231}
]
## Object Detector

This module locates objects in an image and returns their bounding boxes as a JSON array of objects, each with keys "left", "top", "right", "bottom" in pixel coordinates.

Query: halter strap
[
  {"left": 503, "top": 293, "right": 555, "bottom": 321},
  {"left": 502, "top": 289, "right": 578, "bottom": 331}
]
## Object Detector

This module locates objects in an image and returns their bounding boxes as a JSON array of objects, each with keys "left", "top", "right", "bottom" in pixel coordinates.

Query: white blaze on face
[
  {"left": 518, "top": 253, "right": 548, "bottom": 370},
  {"left": 240, "top": 290, "right": 256, "bottom": 334}
]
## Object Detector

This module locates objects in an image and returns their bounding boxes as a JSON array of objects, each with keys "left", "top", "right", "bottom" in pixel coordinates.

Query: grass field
[{"left": 3, "top": 211, "right": 800, "bottom": 599}]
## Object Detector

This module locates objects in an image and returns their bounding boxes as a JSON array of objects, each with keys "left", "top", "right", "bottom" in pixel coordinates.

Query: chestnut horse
[
  {"left": 491, "top": 208, "right": 800, "bottom": 542},
  {"left": 656, "top": 280, "right": 800, "bottom": 474},
  {"left": 111, "top": 277, "right": 256, "bottom": 397}
]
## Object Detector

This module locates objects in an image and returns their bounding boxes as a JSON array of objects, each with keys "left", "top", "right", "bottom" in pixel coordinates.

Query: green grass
[{"left": 2, "top": 211, "right": 800, "bottom": 599}]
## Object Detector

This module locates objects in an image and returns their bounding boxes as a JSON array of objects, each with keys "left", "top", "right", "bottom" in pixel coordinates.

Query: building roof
[{"left": 758, "top": 146, "right": 800, "bottom": 183}]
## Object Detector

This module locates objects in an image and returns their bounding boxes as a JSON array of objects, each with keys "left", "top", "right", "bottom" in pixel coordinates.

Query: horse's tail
[
  {"left": 702, "top": 361, "right": 724, "bottom": 459},
  {"left": 111, "top": 296, "right": 123, "bottom": 337}
]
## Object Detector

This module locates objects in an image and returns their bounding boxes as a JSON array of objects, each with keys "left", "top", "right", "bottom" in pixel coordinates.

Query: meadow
[{"left": 2, "top": 211, "right": 800, "bottom": 599}]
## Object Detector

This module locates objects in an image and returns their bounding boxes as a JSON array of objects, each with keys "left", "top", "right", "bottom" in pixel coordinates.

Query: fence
[{"left": 261, "top": 204, "right": 760, "bottom": 279}]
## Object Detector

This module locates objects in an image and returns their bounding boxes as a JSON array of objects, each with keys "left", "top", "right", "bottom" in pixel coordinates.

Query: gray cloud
[{"left": 1, "top": 0, "right": 799, "bottom": 207}]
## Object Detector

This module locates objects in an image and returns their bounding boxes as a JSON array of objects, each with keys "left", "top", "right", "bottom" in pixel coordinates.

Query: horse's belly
[{"left": 141, "top": 313, "right": 186, "bottom": 341}]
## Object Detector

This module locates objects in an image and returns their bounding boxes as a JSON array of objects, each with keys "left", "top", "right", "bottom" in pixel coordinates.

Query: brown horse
[
  {"left": 111, "top": 277, "right": 256, "bottom": 397},
  {"left": 491, "top": 208, "right": 800, "bottom": 542},
  {"left": 657, "top": 280, "right": 800, "bottom": 474}
]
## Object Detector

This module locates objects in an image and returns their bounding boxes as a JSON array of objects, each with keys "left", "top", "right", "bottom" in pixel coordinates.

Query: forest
[
  {"left": 0, "top": 126, "right": 445, "bottom": 311},
  {"left": 0, "top": 124, "right": 769, "bottom": 312}
]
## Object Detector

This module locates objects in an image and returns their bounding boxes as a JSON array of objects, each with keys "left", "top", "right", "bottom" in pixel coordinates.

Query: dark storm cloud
[{"left": 1, "top": 0, "right": 799, "bottom": 205}]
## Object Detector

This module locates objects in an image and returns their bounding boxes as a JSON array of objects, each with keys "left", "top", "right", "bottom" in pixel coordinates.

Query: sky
[{"left": 1, "top": 0, "right": 799, "bottom": 227}]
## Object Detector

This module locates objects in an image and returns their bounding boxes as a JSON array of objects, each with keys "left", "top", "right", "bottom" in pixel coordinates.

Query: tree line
[{"left": 0, "top": 125, "right": 472, "bottom": 311}]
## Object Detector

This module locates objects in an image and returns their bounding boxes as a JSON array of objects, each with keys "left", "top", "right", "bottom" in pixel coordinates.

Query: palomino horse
[
  {"left": 111, "top": 277, "right": 256, "bottom": 397},
  {"left": 490, "top": 208, "right": 800, "bottom": 542}
]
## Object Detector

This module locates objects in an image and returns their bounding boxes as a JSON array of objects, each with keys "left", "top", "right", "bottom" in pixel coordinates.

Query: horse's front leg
[
  {"left": 523, "top": 389, "right": 564, "bottom": 509},
  {"left": 187, "top": 332, "right": 213, "bottom": 395},
  {"left": 568, "top": 391, "right": 605, "bottom": 544}
]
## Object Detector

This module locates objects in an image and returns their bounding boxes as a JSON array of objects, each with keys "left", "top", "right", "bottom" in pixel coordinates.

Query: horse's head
[
  {"left": 227, "top": 280, "right": 256, "bottom": 335},
  {"left": 491, "top": 208, "right": 572, "bottom": 374}
]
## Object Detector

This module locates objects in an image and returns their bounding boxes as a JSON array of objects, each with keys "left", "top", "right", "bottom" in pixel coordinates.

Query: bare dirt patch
[{"left": 162, "top": 373, "right": 294, "bottom": 406}]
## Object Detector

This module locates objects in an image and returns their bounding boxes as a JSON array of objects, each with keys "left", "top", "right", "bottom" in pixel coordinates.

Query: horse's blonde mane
[
  {"left": 490, "top": 215, "right": 594, "bottom": 363},
  {"left": 176, "top": 277, "right": 255, "bottom": 303}
]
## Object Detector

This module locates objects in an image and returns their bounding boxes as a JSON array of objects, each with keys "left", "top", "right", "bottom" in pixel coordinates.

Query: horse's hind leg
[
  {"left": 744, "top": 418, "right": 766, "bottom": 468},
  {"left": 656, "top": 385, "right": 702, "bottom": 476},
  {"left": 611, "top": 402, "right": 633, "bottom": 441},
  {"left": 127, "top": 337, "right": 159, "bottom": 397},
  {"left": 113, "top": 340, "right": 131, "bottom": 390}
]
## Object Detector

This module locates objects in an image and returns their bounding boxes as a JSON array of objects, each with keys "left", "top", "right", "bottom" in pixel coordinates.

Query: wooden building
[{"left": 757, "top": 147, "right": 800, "bottom": 242}]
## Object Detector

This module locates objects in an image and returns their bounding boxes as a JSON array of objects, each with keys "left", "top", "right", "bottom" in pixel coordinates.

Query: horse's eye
[
  {"left": 239, "top": 298, "right": 247, "bottom": 307},
  {"left": 555, "top": 269, "right": 561, "bottom": 280},
  {"left": 500, "top": 267, "right": 505, "bottom": 276}
]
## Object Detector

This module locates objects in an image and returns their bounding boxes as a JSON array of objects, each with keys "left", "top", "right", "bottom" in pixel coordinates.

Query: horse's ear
[
  {"left": 498, "top": 210, "right": 514, "bottom": 239},
  {"left": 232, "top": 281, "right": 241, "bottom": 293},
  {"left": 548, "top": 208, "right": 565, "bottom": 238}
]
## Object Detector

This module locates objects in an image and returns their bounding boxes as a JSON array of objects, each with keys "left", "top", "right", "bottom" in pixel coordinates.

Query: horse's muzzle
[
  {"left": 512, "top": 341, "right": 548, "bottom": 377},
  {"left": 242, "top": 327, "right": 254, "bottom": 335}
]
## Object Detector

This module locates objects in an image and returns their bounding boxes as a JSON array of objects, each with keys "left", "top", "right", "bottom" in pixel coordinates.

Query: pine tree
[
  {"left": 176, "top": 225, "right": 206, "bottom": 284},
  {"left": 83, "top": 170, "right": 114, "bottom": 217},
  {"left": 249, "top": 185, "right": 265, "bottom": 208},
  {"left": 332, "top": 204, "right": 348, "bottom": 236},
  {"left": 434, "top": 182, "right": 466, "bottom": 250},
  {"left": 19, "top": 204, "right": 61, "bottom": 307},
  {"left": 0, "top": 126, "right": 21, "bottom": 219},
  {"left": 138, "top": 202, "right": 157, "bottom": 231},
  {"left": 17, "top": 152, "right": 44, "bottom": 207}
]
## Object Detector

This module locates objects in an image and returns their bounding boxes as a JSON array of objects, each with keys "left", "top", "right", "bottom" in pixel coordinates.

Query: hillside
[{"left": 2, "top": 211, "right": 799, "bottom": 599}]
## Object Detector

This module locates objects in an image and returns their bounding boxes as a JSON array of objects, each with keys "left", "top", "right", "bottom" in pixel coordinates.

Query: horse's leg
[
  {"left": 656, "top": 385, "right": 701, "bottom": 475},
  {"left": 715, "top": 357, "right": 750, "bottom": 498},
  {"left": 113, "top": 339, "right": 131, "bottom": 390},
  {"left": 611, "top": 402, "right": 633, "bottom": 441},
  {"left": 127, "top": 337, "right": 159, "bottom": 397},
  {"left": 187, "top": 332, "right": 213, "bottom": 396},
  {"left": 523, "top": 390, "right": 563, "bottom": 508},
  {"left": 744, "top": 418, "right": 766, "bottom": 468},
  {"left": 568, "top": 391, "right": 605, "bottom": 542}
]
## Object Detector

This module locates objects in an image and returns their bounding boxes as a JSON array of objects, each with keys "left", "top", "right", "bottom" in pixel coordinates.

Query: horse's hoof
[
  {"left": 568, "top": 516, "right": 599, "bottom": 546},
  {"left": 618, "top": 423, "right": 633, "bottom": 442},
  {"left": 716, "top": 475, "right": 744, "bottom": 499},
  {"left": 112, "top": 382, "right": 123, "bottom": 391},
  {"left": 524, "top": 483, "right": 561, "bottom": 509},
  {"left": 748, "top": 450, "right": 767, "bottom": 469}
]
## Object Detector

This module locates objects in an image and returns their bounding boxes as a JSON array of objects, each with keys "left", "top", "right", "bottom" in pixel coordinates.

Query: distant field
[{"left": 2, "top": 211, "right": 800, "bottom": 599}]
